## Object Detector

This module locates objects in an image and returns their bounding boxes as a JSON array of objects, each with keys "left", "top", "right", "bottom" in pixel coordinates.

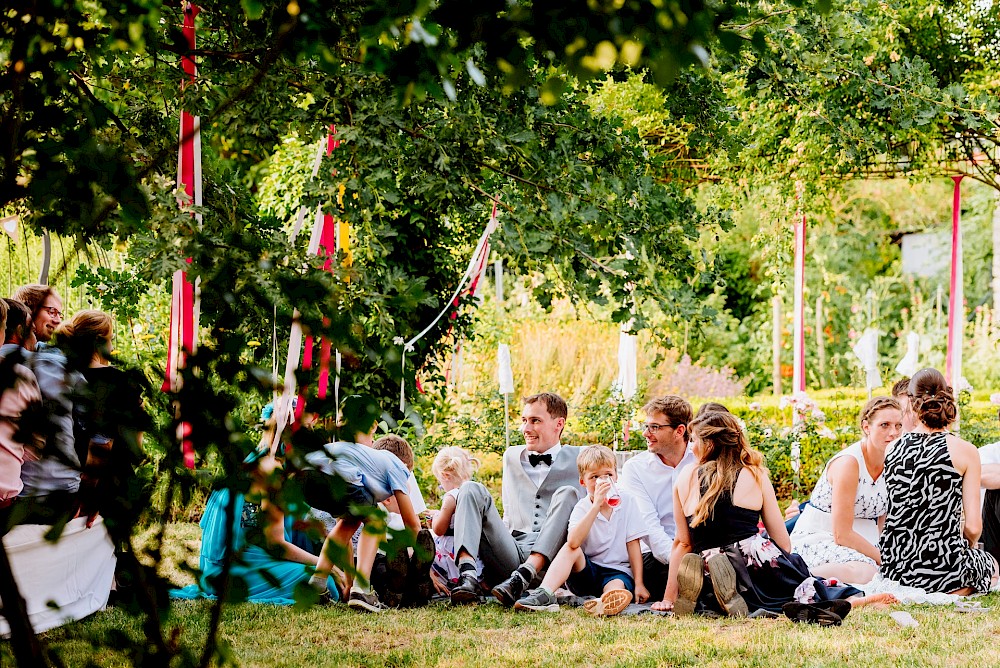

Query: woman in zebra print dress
[{"left": 881, "top": 369, "right": 998, "bottom": 593}]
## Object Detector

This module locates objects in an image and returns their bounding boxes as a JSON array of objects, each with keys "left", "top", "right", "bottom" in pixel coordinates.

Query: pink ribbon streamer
[
  {"left": 300, "top": 126, "right": 340, "bottom": 407},
  {"left": 165, "top": 2, "right": 201, "bottom": 469},
  {"left": 946, "top": 175, "right": 964, "bottom": 386},
  {"left": 792, "top": 201, "right": 807, "bottom": 393}
]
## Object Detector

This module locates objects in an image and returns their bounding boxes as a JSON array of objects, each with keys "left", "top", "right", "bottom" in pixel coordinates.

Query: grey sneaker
[
  {"left": 348, "top": 589, "right": 390, "bottom": 612},
  {"left": 513, "top": 588, "right": 559, "bottom": 612}
]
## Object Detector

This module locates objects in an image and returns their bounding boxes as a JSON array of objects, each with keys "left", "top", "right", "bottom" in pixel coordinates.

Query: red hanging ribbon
[
  {"left": 166, "top": 1, "right": 201, "bottom": 469},
  {"left": 300, "top": 126, "right": 340, "bottom": 408}
]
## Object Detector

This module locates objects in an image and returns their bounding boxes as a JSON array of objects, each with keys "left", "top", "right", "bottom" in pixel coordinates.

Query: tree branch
[{"left": 70, "top": 71, "right": 131, "bottom": 136}]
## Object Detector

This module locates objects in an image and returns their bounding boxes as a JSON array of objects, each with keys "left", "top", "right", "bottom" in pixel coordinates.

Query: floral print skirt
[{"left": 699, "top": 533, "right": 861, "bottom": 614}]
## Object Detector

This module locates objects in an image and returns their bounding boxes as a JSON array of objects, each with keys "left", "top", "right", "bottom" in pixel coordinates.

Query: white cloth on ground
[
  {"left": 0, "top": 516, "right": 116, "bottom": 637},
  {"left": 857, "top": 574, "right": 966, "bottom": 606}
]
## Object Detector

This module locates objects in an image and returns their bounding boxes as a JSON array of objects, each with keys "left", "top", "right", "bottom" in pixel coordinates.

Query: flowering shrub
[{"left": 414, "top": 387, "right": 1000, "bottom": 504}]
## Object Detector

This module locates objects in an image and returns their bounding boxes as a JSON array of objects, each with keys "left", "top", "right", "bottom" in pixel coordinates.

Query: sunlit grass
[{"left": 15, "top": 593, "right": 1000, "bottom": 667}]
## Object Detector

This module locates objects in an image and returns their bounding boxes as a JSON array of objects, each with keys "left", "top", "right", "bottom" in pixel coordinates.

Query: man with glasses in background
[
  {"left": 618, "top": 396, "right": 697, "bottom": 601},
  {"left": 11, "top": 284, "right": 64, "bottom": 346}
]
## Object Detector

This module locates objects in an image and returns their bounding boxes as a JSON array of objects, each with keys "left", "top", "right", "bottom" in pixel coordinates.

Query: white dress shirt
[
  {"left": 618, "top": 447, "right": 698, "bottom": 564},
  {"left": 520, "top": 443, "right": 562, "bottom": 488},
  {"left": 979, "top": 441, "right": 1000, "bottom": 509}
]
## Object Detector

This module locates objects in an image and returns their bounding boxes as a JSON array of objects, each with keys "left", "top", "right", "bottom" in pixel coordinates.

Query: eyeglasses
[
  {"left": 40, "top": 306, "right": 63, "bottom": 319},
  {"left": 642, "top": 422, "right": 675, "bottom": 433}
]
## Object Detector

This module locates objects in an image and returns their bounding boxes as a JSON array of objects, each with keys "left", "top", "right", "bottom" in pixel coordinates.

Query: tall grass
[{"left": 446, "top": 317, "right": 745, "bottom": 414}]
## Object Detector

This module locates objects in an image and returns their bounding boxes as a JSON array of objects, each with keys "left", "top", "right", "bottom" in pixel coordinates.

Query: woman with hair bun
[{"left": 880, "top": 368, "right": 999, "bottom": 593}]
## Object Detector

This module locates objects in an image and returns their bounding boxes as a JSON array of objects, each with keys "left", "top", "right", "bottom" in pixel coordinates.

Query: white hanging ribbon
[
  {"left": 497, "top": 343, "right": 515, "bottom": 395},
  {"left": 399, "top": 216, "right": 499, "bottom": 411},
  {"left": 895, "top": 331, "right": 920, "bottom": 377},
  {"left": 494, "top": 258, "right": 504, "bottom": 306},
  {"left": 614, "top": 328, "right": 638, "bottom": 402},
  {"left": 269, "top": 137, "right": 329, "bottom": 454},
  {"left": 852, "top": 327, "right": 882, "bottom": 392}
]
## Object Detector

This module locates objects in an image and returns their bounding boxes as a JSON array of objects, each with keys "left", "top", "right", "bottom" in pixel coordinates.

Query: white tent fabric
[{"left": 0, "top": 517, "right": 116, "bottom": 637}]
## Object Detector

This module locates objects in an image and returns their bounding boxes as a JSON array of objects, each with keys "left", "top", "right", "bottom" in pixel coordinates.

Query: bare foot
[{"left": 850, "top": 592, "right": 898, "bottom": 608}]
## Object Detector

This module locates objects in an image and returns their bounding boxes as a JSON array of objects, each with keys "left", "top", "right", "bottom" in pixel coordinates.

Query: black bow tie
[{"left": 528, "top": 453, "right": 553, "bottom": 467}]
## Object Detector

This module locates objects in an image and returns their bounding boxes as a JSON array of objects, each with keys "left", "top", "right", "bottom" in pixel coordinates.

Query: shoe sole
[
  {"left": 347, "top": 597, "right": 387, "bottom": 613},
  {"left": 813, "top": 599, "right": 852, "bottom": 620},
  {"left": 513, "top": 601, "right": 559, "bottom": 612},
  {"left": 675, "top": 552, "right": 704, "bottom": 616},
  {"left": 585, "top": 589, "right": 632, "bottom": 617},
  {"left": 706, "top": 553, "right": 748, "bottom": 618},
  {"left": 450, "top": 588, "right": 480, "bottom": 605}
]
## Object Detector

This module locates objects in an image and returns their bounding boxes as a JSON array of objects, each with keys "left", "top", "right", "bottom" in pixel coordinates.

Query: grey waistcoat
[{"left": 501, "top": 445, "right": 584, "bottom": 534}]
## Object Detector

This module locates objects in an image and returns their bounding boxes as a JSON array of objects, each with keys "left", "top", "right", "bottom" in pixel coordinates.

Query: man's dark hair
[
  {"left": 3, "top": 299, "right": 32, "bottom": 343},
  {"left": 523, "top": 392, "right": 568, "bottom": 420}
]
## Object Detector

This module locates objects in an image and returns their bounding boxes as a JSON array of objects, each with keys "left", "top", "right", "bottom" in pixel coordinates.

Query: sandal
[
  {"left": 584, "top": 589, "right": 633, "bottom": 616},
  {"left": 781, "top": 601, "right": 844, "bottom": 626}
]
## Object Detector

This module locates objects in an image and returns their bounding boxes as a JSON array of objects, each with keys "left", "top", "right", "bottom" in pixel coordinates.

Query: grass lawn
[
  {"left": 5, "top": 523, "right": 1000, "bottom": 667},
  {"left": 2, "top": 522, "right": 997, "bottom": 667},
  {"left": 13, "top": 593, "right": 1000, "bottom": 667}
]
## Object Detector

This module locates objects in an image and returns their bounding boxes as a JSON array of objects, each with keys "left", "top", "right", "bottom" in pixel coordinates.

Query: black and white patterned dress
[{"left": 880, "top": 431, "right": 995, "bottom": 593}]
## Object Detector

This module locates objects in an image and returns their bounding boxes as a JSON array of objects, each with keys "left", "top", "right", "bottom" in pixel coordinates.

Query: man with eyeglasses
[
  {"left": 11, "top": 284, "right": 64, "bottom": 345},
  {"left": 618, "top": 395, "right": 697, "bottom": 601}
]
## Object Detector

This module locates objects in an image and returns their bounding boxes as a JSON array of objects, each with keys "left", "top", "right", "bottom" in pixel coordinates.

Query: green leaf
[{"left": 241, "top": 0, "right": 264, "bottom": 20}]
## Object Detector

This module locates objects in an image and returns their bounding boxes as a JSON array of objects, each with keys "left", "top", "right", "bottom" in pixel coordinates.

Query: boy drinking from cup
[{"left": 514, "top": 445, "right": 649, "bottom": 615}]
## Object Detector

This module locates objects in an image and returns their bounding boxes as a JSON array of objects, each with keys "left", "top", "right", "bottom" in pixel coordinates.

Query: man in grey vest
[{"left": 451, "top": 392, "right": 584, "bottom": 605}]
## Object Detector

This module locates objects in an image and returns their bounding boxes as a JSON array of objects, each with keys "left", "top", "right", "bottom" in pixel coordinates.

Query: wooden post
[
  {"left": 772, "top": 295, "right": 782, "bottom": 396},
  {"left": 816, "top": 295, "right": 826, "bottom": 388}
]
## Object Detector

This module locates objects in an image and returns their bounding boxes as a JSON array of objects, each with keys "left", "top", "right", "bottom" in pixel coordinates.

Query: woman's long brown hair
[{"left": 689, "top": 411, "right": 765, "bottom": 527}]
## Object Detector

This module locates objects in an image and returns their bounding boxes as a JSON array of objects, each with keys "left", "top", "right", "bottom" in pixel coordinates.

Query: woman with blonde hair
[
  {"left": 791, "top": 396, "right": 902, "bottom": 584},
  {"left": 653, "top": 411, "right": 863, "bottom": 623}
]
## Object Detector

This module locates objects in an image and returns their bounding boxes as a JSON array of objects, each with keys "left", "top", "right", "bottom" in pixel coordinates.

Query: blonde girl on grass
[{"left": 430, "top": 446, "right": 484, "bottom": 585}]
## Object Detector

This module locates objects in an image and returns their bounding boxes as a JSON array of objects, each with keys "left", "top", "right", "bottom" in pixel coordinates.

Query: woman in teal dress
[{"left": 172, "top": 417, "right": 340, "bottom": 605}]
